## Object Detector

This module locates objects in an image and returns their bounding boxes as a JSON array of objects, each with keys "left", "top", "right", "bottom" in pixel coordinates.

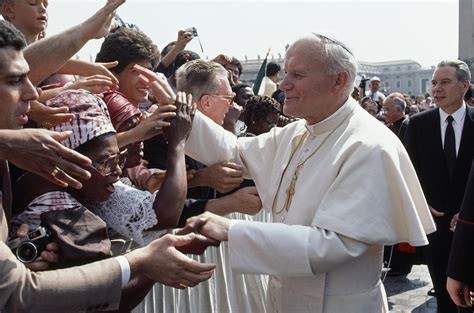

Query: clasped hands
[{"left": 177, "top": 212, "right": 232, "bottom": 250}]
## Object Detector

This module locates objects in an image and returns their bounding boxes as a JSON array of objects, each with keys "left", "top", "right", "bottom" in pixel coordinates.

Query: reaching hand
[
  {"left": 175, "top": 30, "right": 194, "bottom": 50},
  {"left": 212, "top": 54, "right": 233, "bottom": 66},
  {"left": 228, "top": 186, "right": 262, "bottom": 215},
  {"left": 81, "top": 62, "right": 119, "bottom": 85},
  {"left": 4, "top": 129, "right": 91, "bottom": 189},
  {"left": 185, "top": 212, "right": 231, "bottom": 242},
  {"left": 191, "top": 161, "right": 243, "bottom": 193},
  {"left": 429, "top": 206, "right": 445, "bottom": 217},
  {"left": 163, "top": 92, "right": 195, "bottom": 146},
  {"left": 129, "top": 104, "right": 177, "bottom": 143},
  {"left": 125, "top": 233, "right": 216, "bottom": 289},
  {"left": 174, "top": 229, "right": 220, "bottom": 255},
  {"left": 16, "top": 224, "right": 59, "bottom": 271},
  {"left": 132, "top": 64, "right": 176, "bottom": 105},
  {"left": 64, "top": 75, "right": 118, "bottom": 94},
  {"left": 447, "top": 277, "right": 472, "bottom": 307},
  {"left": 80, "top": 0, "right": 126, "bottom": 40},
  {"left": 28, "top": 100, "right": 74, "bottom": 128}
]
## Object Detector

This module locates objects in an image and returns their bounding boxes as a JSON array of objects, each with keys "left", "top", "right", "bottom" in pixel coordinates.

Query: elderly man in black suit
[{"left": 404, "top": 59, "right": 474, "bottom": 313}]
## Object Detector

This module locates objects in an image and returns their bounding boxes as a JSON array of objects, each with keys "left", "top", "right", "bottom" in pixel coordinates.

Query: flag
[{"left": 252, "top": 47, "right": 271, "bottom": 95}]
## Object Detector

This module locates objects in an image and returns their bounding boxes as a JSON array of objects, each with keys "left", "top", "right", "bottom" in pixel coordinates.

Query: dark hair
[
  {"left": 232, "top": 82, "right": 251, "bottom": 94},
  {"left": 465, "top": 84, "right": 473, "bottom": 102},
  {"left": 242, "top": 95, "right": 281, "bottom": 126},
  {"left": 173, "top": 50, "right": 200, "bottom": 73},
  {"left": 75, "top": 132, "right": 115, "bottom": 156},
  {"left": 96, "top": 28, "right": 160, "bottom": 74},
  {"left": 360, "top": 96, "right": 380, "bottom": 112},
  {"left": 0, "top": 20, "right": 26, "bottom": 51},
  {"left": 230, "top": 57, "right": 242, "bottom": 76},
  {"left": 271, "top": 89, "right": 285, "bottom": 106},
  {"left": 161, "top": 41, "right": 176, "bottom": 59},
  {"left": 266, "top": 62, "right": 281, "bottom": 77}
]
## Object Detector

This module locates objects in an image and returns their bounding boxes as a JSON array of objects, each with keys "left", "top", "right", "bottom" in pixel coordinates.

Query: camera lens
[{"left": 16, "top": 242, "right": 38, "bottom": 263}]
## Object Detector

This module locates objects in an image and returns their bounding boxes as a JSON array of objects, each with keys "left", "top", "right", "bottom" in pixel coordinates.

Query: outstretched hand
[
  {"left": 185, "top": 212, "right": 231, "bottom": 242},
  {"left": 125, "top": 233, "right": 216, "bottom": 289},
  {"left": 190, "top": 161, "right": 243, "bottom": 193},
  {"left": 28, "top": 100, "right": 74, "bottom": 128},
  {"left": 174, "top": 227, "right": 220, "bottom": 255},
  {"left": 133, "top": 64, "right": 176, "bottom": 105},
  {"left": 81, "top": 0, "right": 127, "bottom": 40},
  {"left": 5, "top": 129, "right": 91, "bottom": 189}
]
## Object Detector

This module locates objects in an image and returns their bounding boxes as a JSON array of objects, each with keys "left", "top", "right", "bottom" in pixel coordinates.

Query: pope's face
[{"left": 279, "top": 41, "right": 335, "bottom": 125}]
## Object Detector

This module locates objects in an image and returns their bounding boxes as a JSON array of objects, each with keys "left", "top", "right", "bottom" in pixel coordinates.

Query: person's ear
[
  {"left": 197, "top": 95, "right": 209, "bottom": 113},
  {"left": 462, "top": 80, "right": 471, "bottom": 94},
  {"left": 1, "top": 3, "right": 15, "bottom": 21},
  {"left": 334, "top": 71, "right": 349, "bottom": 94}
]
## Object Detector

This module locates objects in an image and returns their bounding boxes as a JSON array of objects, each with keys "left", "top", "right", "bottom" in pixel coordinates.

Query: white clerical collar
[
  {"left": 305, "top": 97, "right": 356, "bottom": 136},
  {"left": 439, "top": 102, "right": 466, "bottom": 124}
]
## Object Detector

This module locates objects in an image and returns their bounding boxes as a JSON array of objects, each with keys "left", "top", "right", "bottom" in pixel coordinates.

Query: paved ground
[{"left": 384, "top": 265, "right": 437, "bottom": 312}]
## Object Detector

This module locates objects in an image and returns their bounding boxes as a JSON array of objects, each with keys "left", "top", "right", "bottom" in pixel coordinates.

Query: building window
[
  {"left": 385, "top": 82, "right": 389, "bottom": 88},
  {"left": 408, "top": 65, "right": 412, "bottom": 70},
  {"left": 396, "top": 66, "right": 400, "bottom": 70},
  {"left": 396, "top": 81, "right": 401, "bottom": 88},
  {"left": 407, "top": 80, "right": 412, "bottom": 87},
  {"left": 383, "top": 67, "right": 390, "bottom": 71},
  {"left": 421, "top": 78, "right": 429, "bottom": 93}
]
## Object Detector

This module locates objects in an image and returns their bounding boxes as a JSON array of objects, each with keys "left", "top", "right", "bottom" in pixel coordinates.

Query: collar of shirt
[
  {"left": 305, "top": 97, "right": 355, "bottom": 137},
  {"left": 439, "top": 102, "right": 466, "bottom": 126}
]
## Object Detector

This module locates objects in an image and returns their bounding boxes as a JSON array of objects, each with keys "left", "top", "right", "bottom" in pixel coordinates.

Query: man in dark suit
[
  {"left": 447, "top": 159, "right": 474, "bottom": 310},
  {"left": 404, "top": 59, "right": 474, "bottom": 313}
]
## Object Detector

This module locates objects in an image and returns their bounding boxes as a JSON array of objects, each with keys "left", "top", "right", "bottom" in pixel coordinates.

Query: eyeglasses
[
  {"left": 312, "top": 33, "right": 354, "bottom": 57},
  {"left": 91, "top": 149, "right": 128, "bottom": 176},
  {"left": 205, "top": 93, "right": 236, "bottom": 106}
]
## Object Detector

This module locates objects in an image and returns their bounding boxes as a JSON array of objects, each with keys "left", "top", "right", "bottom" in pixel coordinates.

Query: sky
[{"left": 47, "top": 0, "right": 460, "bottom": 68}]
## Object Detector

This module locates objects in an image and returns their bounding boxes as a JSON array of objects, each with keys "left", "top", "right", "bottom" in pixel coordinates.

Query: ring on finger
[{"left": 51, "top": 166, "right": 61, "bottom": 177}]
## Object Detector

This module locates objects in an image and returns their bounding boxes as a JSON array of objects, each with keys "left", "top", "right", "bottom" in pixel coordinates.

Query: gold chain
[{"left": 271, "top": 106, "right": 356, "bottom": 215}]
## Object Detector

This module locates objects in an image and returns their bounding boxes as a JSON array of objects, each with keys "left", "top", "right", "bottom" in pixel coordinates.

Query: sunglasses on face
[{"left": 91, "top": 149, "right": 128, "bottom": 176}]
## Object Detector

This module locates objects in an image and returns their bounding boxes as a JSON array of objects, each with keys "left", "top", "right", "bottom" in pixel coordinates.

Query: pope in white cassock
[{"left": 184, "top": 34, "right": 436, "bottom": 313}]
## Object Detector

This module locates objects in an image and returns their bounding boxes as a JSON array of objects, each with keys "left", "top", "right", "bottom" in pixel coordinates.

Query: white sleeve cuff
[{"left": 115, "top": 255, "right": 131, "bottom": 288}]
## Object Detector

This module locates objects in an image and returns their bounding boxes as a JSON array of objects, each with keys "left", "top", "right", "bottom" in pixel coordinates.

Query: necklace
[{"left": 271, "top": 106, "right": 356, "bottom": 216}]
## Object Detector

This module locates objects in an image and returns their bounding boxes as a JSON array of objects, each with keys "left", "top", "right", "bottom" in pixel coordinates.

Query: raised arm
[
  {"left": 24, "top": 0, "right": 126, "bottom": 85},
  {"left": 152, "top": 92, "right": 195, "bottom": 229}
]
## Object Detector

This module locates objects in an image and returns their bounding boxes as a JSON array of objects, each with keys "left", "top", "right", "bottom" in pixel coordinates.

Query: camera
[
  {"left": 8, "top": 227, "right": 51, "bottom": 263},
  {"left": 184, "top": 27, "right": 198, "bottom": 37}
]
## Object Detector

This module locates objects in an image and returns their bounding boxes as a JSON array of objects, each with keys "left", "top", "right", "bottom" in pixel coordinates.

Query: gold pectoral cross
[{"left": 283, "top": 164, "right": 303, "bottom": 211}]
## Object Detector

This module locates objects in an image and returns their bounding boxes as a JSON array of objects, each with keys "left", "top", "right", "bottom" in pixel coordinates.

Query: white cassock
[{"left": 185, "top": 97, "right": 436, "bottom": 313}]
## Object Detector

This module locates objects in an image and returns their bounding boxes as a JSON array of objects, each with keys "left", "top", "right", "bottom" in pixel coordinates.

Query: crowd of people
[{"left": 0, "top": 1, "right": 473, "bottom": 313}]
